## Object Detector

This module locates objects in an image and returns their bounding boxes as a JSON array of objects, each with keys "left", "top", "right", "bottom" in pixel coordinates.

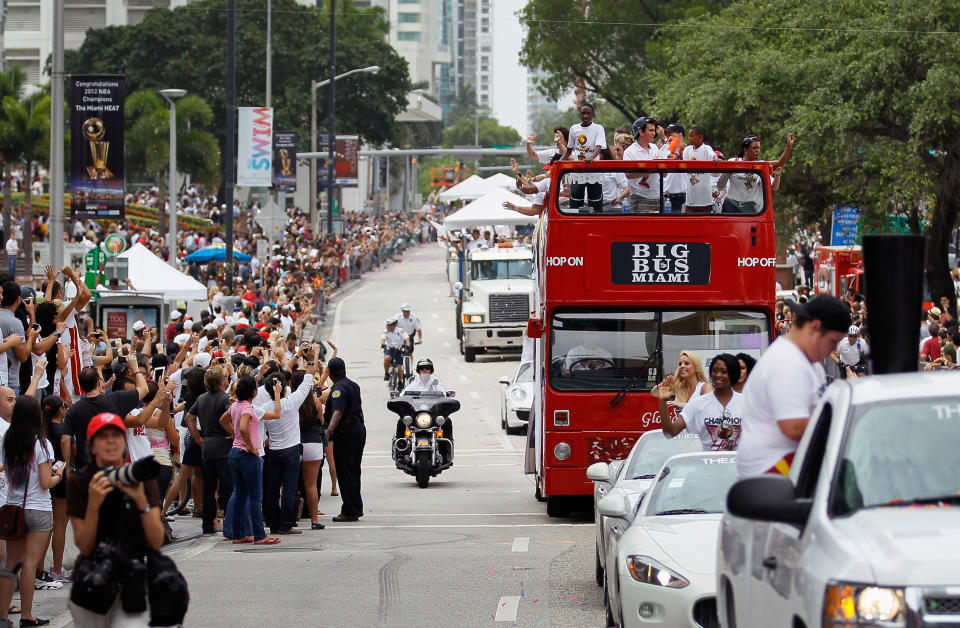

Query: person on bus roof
[{"left": 680, "top": 126, "right": 720, "bottom": 213}]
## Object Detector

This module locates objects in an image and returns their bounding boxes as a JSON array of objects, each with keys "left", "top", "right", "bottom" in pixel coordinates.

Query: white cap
[
  {"left": 847, "top": 325, "right": 859, "bottom": 335},
  {"left": 204, "top": 323, "right": 217, "bottom": 331},
  {"left": 400, "top": 303, "right": 411, "bottom": 310},
  {"left": 184, "top": 320, "right": 194, "bottom": 331},
  {"left": 170, "top": 311, "right": 182, "bottom": 320},
  {"left": 214, "top": 317, "right": 226, "bottom": 327},
  {"left": 193, "top": 353, "right": 212, "bottom": 369},
  {"left": 132, "top": 321, "right": 146, "bottom": 332},
  {"left": 261, "top": 306, "right": 272, "bottom": 314}
]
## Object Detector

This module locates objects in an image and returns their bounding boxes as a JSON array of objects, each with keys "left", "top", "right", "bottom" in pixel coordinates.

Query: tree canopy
[{"left": 65, "top": 0, "right": 411, "bottom": 149}]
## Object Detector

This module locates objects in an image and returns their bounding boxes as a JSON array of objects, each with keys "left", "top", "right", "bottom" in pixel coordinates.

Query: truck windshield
[
  {"left": 645, "top": 455, "right": 738, "bottom": 515},
  {"left": 830, "top": 398, "right": 960, "bottom": 516},
  {"left": 549, "top": 309, "right": 769, "bottom": 392},
  {"left": 470, "top": 259, "right": 533, "bottom": 281}
]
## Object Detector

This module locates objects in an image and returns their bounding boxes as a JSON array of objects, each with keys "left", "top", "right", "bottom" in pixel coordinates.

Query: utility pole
[
  {"left": 326, "top": 0, "right": 336, "bottom": 235},
  {"left": 225, "top": 0, "right": 236, "bottom": 290},
  {"left": 49, "top": 0, "right": 65, "bottom": 269}
]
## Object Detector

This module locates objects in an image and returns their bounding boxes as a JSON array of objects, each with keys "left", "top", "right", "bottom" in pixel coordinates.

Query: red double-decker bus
[{"left": 526, "top": 159, "right": 777, "bottom": 516}]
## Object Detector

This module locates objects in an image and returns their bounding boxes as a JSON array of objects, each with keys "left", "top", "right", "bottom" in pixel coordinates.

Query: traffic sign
[
  {"left": 831, "top": 206, "right": 860, "bottom": 246},
  {"left": 103, "top": 233, "right": 127, "bottom": 256}
]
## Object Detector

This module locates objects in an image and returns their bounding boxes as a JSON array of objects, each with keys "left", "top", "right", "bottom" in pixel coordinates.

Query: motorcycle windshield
[{"left": 387, "top": 393, "right": 461, "bottom": 418}]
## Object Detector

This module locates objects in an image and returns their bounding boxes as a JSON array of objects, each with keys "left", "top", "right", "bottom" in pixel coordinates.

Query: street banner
[
  {"left": 237, "top": 107, "right": 273, "bottom": 186},
  {"left": 831, "top": 205, "right": 860, "bottom": 246},
  {"left": 272, "top": 131, "right": 297, "bottom": 190},
  {"left": 69, "top": 75, "right": 125, "bottom": 220},
  {"left": 317, "top": 134, "right": 359, "bottom": 188}
]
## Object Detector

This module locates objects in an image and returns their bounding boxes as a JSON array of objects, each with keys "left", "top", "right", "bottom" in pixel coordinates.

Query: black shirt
[
  {"left": 61, "top": 390, "right": 141, "bottom": 468},
  {"left": 323, "top": 377, "right": 364, "bottom": 436},
  {"left": 66, "top": 465, "right": 161, "bottom": 559},
  {"left": 188, "top": 390, "right": 232, "bottom": 461}
]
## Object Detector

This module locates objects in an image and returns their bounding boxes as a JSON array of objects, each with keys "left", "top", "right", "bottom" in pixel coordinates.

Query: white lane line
[
  {"left": 482, "top": 409, "right": 516, "bottom": 452},
  {"left": 437, "top": 327, "right": 445, "bottom": 333},
  {"left": 495, "top": 596, "right": 521, "bottom": 622},
  {"left": 366, "top": 448, "right": 518, "bottom": 454},
  {"left": 459, "top": 374, "right": 468, "bottom": 382},
  {"left": 364, "top": 463, "right": 520, "bottom": 468},
  {"left": 511, "top": 537, "right": 531, "bottom": 552},
  {"left": 347, "top": 512, "right": 544, "bottom": 518},
  {"left": 443, "top": 341, "right": 451, "bottom": 348},
  {"left": 470, "top": 391, "right": 480, "bottom": 400},
  {"left": 431, "top": 313, "right": 439, "bottom": 319},
  {"left": 324, "top": 523, "right": 591, "bottom": 529},
  {"left": 364, "top": 452, "right": 521, "bottom": 458},
  {"left": 332, "top": 284, "right": 369, "bottom": 340}
]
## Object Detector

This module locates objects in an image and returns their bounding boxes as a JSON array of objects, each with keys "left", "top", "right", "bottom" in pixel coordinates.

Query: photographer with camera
[
  {"left": 66, "top": 412, "right": 167, "bottom": 626},
  {"left": 0, "top": 395, "right": 63, "bottom": 628}
]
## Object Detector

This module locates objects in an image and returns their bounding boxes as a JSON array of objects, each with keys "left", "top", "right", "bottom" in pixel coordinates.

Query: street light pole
[
  {"left": 308, "top": 64, "right": 379, "bottom": 227},
  {"left": 48, "top": 0, "right": 65, "bottom": 269},
  {"left": 327, "top": 0, "right": 336, "bottom": 236},
  {"left": 160, "top": 89, "right": 186, "bottom": 267}
]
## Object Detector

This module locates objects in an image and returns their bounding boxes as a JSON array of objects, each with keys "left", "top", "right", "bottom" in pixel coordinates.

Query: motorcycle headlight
[
  {"left": 625, "top": 555, "right": 689, "bottom": 589},
  {"left": 823, "top": 582, "right": 905, "bottom": 626},
  {"left": 510, "top": 387, "right": 528, "bottom": 402},
  {"left": 415, "top": 412, "right": 433, "bottom": 428}
]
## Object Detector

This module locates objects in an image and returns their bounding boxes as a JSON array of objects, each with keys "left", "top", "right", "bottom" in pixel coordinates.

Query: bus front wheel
[{"left": 546, "top": 495, "right": 569, "bottom": 518}]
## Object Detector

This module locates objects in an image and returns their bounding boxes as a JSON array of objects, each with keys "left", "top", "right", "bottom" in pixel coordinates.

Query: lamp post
[
  {"left": 159, "top": 88, "right": 187, "bottom": 267},
  {"left": 309, "top": 65, "right": 379, "bottom": 227}
]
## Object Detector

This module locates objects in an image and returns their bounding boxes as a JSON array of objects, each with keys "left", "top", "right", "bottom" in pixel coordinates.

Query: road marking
[
  {"left": 512, "top": 537, "right": 530, "bottom": 552},
  {"left": 443, "top": 341, "right": 451, "bottom": 348},
  {"left": 470, "top": 391, "right": 480, "bottom": 400},
  {"left": 437, "top": 327, "right": 445, "bottom": 333},
  {"left": 347, "top": 512, "right": 544, "bottom": 518},
  {"left": 366, "top": 448, "right": 518, "bottom": 455},
  {"left": 324, "top": 523, "right": 591, "bottom": 529},
  {"left": 459, "top": 374, "right": 469, "bottom": 382},
  {"left": 332, "top": 284, "right": 369, "bottom": 340},
  {"left": 494, "top": 596, "right": 520, "bottom": 622},
  {"left": 365, "top": 452, "right": 521, "bottom": 458},
  {"left": 431, "top": 313, "right": 439, "bottom": 319},
  {"left": 364, "top": 463, "right": 520, "bottom": 468},
  {"left": 482, "top": 409, "right": 516, "bottom": 452}
]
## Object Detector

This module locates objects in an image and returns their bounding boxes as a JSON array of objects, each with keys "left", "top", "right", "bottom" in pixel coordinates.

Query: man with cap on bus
[
  {"left": 323, "top": 358, "right": 366, "bottom": 522},
  {"left": 393, "top": 303, "right": 423, "bottom": 352}
]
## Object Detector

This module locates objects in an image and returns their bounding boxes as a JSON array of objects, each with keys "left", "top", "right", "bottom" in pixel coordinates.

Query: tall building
[
  {"left": 454, "top": 0, "right": 490, "bottom": 109},
  {"left": 526, "top": 67, "right": 557, "bottom": 131}
]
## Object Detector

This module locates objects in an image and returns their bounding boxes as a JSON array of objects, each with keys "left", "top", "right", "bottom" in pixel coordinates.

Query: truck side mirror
[{"left": 726, "top": 476, "right": 812, "bottom": 525}]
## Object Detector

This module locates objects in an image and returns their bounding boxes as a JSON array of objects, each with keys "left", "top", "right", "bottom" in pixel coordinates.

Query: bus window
[
  {"left": 549, "top": 309, "right": 770, "bottom": 392},
  {"left": 556, "top": 167, "right": 769, "bottom": 216},
  {"left": 470, "top": 259, "right": 534, "bottom": 281}
]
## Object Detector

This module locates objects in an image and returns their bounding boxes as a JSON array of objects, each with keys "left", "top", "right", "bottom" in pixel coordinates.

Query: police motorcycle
[{"left": 389, "top": 390, "right": 459, "bottom": 488}]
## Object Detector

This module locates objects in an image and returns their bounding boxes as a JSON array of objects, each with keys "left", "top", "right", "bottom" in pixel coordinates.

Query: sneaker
[
  {"left": 51, "top": 569, "right": 71, "bottom": 582},
  {"left": 34, "top": 579, "right": 62, "bottom": 591}
]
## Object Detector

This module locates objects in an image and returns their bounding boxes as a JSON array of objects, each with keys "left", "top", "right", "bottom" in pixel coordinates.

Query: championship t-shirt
[
  {"left": 679, "top": 391, "right": 747, "bottom": 451},
  {"left": 567, "top": 123, "right": 607, "bottom": 162},
  {"left": 737, "top": 337, "right": 827, "bottom": 478},
  {"left": 725, "top": 157, "right": 769, "bottom": 205},
  {"left": 681, "top": 143, "right": 717, "bottom": 207}
]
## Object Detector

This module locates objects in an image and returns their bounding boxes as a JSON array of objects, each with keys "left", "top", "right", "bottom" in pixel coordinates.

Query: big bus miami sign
[{"left": 527, "top": 159, "right": 777, "bottom": 517}]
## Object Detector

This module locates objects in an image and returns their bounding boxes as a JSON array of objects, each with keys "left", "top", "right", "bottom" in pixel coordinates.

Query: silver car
[
  {"left": 498, "top": 361, "right": 533, "bottom": 434},
  {"left": 587, "top": 430, "right": 702, "bottom": 588}
]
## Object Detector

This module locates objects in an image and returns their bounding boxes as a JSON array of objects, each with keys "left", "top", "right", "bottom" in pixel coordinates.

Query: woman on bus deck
[
  {"left": 733, "top": 353, "right": 757, "bottom": 393},
  {"left": 661, "top": 350, "right": 712, "bottom": 411},
  {"left": 716, "top": 133, "right": 796, "bottom": 213}
]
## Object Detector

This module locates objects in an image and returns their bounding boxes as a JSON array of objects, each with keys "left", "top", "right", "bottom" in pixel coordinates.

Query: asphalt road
[{"left": 42, "top": 242, "right": 603, "bottom": 627}]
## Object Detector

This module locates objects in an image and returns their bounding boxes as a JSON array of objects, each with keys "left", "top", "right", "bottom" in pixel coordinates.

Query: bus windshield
[
  {"left": 549, "top": 309, "right": 769, "bottom": 392},
  {"left": 557, "top": 166, "right": 769, "bottom": 216},
  {"left": 470, "top": 259, "right": 533, "bottom": 281}
]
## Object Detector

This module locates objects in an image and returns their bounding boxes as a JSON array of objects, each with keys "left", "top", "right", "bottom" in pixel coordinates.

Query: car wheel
[
  {"left": 534, "top": 480, "right": 545, "bottom": 502},
  {"left": 604, "top": 571, "right": 618, "bottom": 628},
  {"left": 464, "top": 347, "right": 477, "bottom": 363},
  {"left": 595, "top": 544, "right": 603, "bottom": 587}
]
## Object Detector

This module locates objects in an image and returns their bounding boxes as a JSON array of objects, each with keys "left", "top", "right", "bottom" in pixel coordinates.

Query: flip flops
[
  {"left": 232, "top": 536, "right": 254, "bottom": 544},
  {"left": 254, "top": 537, "right": 281, "bottom": 545}
]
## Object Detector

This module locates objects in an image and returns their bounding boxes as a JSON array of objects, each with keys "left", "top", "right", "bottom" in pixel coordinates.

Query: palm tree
[
  {"left": 0, "top": 66, "right": 28, "bottom": 242},
  {"left": 0, "top": 87, "right": 51, "bottom": 271},
  {"left": 125, "top": 89, "right": 220, "bottom": 241}
]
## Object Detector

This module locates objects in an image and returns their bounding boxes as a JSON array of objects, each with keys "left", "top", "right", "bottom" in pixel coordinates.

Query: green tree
[
  {"left": 65, "top": 0, "right": 410, "bottom": 152},
  {"left": 0, "top": 66, "right": 27, "bottom": 241},
  {"left": 650, "top": 0, "right": 960, "bottom": 306},
  {"left": 518, "top": 0, "right": 728, "bottom": 121},
  {"left": 125, "top": 89, "right": 221, "bottom": 241},
  {"left": 442, "top": 115, "right": 521, "bottom": 149},
  {"left": 0, "top": 87, "right": 51, "bottom": 267}
]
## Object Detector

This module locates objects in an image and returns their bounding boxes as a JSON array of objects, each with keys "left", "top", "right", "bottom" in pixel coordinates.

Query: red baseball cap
[{"left": 87, "top": 412, "right": 126, "bottom": 441}]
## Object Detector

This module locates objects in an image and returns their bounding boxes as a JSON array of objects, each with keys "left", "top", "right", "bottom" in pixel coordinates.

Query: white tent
[
  {"left": 442, "top": 188, "right": 538, "bottom": 229},
  {"left": 119, "top": 243, "right": 208, "bottom": 304},
  {"left": 438, "top": 175, "right": 495, "bottom": 202},
  {"left": 485, "top": 172, "right": 518, "bottom": 190}
]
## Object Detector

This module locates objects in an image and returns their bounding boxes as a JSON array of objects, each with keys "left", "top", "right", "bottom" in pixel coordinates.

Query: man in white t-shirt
[
  {"left": 562, "top": 103, "right": 606, "bottom": 213},
  {"left": 737, "top": 296, "right": 851, "bottom": 478},
  {"left": 681, "top": 126, "right": 719, "bottom": 212},
  {"left": 5, "top": 235, "right": 17, "bottom": 277},
  {"left": 623, "top": 117, "right": 667, "bottom": 212}
]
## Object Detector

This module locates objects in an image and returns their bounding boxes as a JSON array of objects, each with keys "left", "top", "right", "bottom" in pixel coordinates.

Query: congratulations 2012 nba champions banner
[
  {"left": 70, "top": 75, "right": 125, "bottom": 220},
  {"left": 237, "top": 107, "right": 273, "bottom": 187}
]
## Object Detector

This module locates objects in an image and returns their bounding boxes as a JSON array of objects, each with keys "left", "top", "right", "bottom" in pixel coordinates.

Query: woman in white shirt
[{"left": 0, "top": 396, "right": 63, "bottom": 627}]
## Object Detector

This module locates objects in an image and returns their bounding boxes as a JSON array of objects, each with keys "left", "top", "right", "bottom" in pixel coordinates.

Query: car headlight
[
  {"left": 510, "top": 387, "right": 528, "bottom": 402},
  {"left": 414, "top": 412, "right": 433, "bottom": 428},
  {"left": 553, "top": 442, "right": 572, "bottom": 461},
  {"left": 463, "top": 314, "right": 484, "bottom": 324},
  {"left": 823, "top": 582, "right": 905, "bottom": 626},
  {"left": 625, "top": 555, "right": 689, "bottom": 588}
]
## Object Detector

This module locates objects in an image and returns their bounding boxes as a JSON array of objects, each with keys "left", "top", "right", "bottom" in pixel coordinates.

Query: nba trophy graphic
[
  {"left": 83, "top": 117, "right": 113, "bottom": 180},
  {"left": 279, "top": 148, "right": 293, "bottom": 176}
]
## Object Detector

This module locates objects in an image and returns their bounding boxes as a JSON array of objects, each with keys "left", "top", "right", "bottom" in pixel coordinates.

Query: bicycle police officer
[{"left": 381, "top": 318, "right": 411, "bottom": 381}]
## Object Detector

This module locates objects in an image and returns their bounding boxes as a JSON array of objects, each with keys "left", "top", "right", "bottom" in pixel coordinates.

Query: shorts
[
  {"left": 25, "top": 509, "right": 53, "bottom": 532},
  {"left": 302, "top": 442, "right": 324, "bottom": 462},
  {"left": 181, "top": 436, "right": 203, "bottom": 467},
  {"left": 50, "top": 473, "right": 67, "bottom": 499},
  {"left": 383, "top": 347, "right": 402, "bottom": 364}
]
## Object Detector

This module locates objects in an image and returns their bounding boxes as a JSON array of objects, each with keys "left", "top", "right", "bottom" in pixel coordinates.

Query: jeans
[
  {"left": 265, "top": 445, "right": 300, "bottom": 532},
  {"left": 202, "top": 457, "right": 234, "bottom": 535},
  {"left": 9, "top": 385, "right": 18, "bottom": 397},
  {"left": 7, "top": 254, "right": 15, "bottom": 276},
  {"left": 226, "top": 448, "right": 265, "bottom": 541}
]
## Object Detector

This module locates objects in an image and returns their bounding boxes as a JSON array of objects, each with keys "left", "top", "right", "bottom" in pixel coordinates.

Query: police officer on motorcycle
[{"left": 395, "top": 358, "right": 454, "bottom": 461}]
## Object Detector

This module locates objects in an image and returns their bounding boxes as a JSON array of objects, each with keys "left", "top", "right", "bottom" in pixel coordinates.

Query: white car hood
[
  {"left": 641, "top": 514, "right": 723, "bottom": 576},
  {"left": 832, "top": 508, "right": 960, "bottom": 584}
]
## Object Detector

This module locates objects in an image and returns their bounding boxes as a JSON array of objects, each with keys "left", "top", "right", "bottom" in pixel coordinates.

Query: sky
[{"left": 491, "top": 0, "right": 531, "bottom": 135}]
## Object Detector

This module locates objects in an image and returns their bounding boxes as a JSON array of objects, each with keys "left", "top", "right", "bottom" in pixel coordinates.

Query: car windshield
[
  {"left": 516, "top": 362, "right": 533, "bottom": 383},
  {"left": 549, "top": 309, "right": 769, "bottom": 392},
  {"left": 646, "top": 455, "right": 739, "bottom": 515},
  {"left": 557, "top": 166, "right": 769, "bottom": 216},
  {"left": 623, "top": 432, "right": 703, "bottom": 480},
  {"left": 470, "top": 259, "right": 533, "bottom": 280},
  {"left": 830, "top": 398, "right": 960, "bottom": 515}
]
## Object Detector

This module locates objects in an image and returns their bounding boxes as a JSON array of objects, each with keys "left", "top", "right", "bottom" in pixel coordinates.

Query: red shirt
[
  {"left": 165, "top": 321, "right": 178, "bottom": 343},
  {"left": 922, "top": 336, "right": 941, "bottom": 360}
]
